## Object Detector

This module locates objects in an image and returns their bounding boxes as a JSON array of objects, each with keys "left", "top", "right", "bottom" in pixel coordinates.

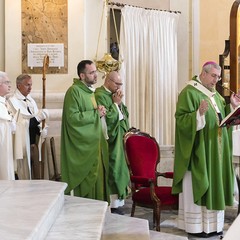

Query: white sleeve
[
  {"left": 196, "top": 109, "right": 206, "bottom": 131},
  {"left": 114, "top": 103, "right": 124, "bottom": 121}
]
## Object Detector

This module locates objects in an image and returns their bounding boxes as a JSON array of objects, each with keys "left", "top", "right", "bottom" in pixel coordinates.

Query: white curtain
[{"left": 119, "top": 6, "right": 180, "bottom": 145}]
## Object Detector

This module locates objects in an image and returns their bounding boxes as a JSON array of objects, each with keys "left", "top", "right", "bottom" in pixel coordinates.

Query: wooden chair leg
[
  {"left": 50, "top": 137, "right": 61, "bottom": 181},
  {"left": 131, "top": 202, "right": 136, "bottom": 217},
  {"left": 153, "top": 208, "right": 156, "bottom": 226},
  {"left": 155, "top": 205, "right": 161, "bottom": 232}
]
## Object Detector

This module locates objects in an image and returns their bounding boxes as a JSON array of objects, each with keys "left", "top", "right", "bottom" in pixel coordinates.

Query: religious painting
[{"left": 21, "top": 0, "right": 68, "bottom": 74}]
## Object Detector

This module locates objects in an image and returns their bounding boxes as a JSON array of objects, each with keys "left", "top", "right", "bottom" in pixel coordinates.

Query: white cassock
[
  {"left": 0, "top": 96, "right": 15, "bottom": 180},
  {"left": 178, "top": 172, "right": 224, "bottom": 234},
  {"left": 7, "top": 89, "right": 40, "bottom": 180}
]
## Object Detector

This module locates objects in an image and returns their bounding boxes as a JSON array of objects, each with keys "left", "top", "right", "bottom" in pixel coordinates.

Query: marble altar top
[
  {"left": 47, "top": 196, "right": 108, "bottom": 239},
  {"left": 0, "top": 180, "right": 67, "bottom": 240}
]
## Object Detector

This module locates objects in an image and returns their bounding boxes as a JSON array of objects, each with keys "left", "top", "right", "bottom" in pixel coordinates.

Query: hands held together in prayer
[
  {"left": 112, "top": 89, "right": 123, "bottom": 105},
  {"left": 98, "top": 105, "right": 107, "bottom": 118},
  {"left": 97, "top": 89, "right": 124, "bottom": 118}
]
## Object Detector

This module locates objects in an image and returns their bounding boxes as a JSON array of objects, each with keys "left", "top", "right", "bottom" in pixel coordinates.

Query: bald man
[{"left": 95, "top": 71, "right": 130, "bottom": 215}]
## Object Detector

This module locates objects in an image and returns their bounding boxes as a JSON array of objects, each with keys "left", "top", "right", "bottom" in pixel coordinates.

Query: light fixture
[{"left": 94, "top": 0, "right": 123, "bottom": 76}]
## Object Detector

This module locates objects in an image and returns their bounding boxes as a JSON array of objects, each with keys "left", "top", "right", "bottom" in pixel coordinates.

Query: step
[
  {"left": 46, "top": 195, "right": 108, "bottom": 240},
  {"left": 149, "top": 230, "right": 188, "bottom": 240},
  {"left": 0, "top": 180, "right": 67, "bottom": 240},
  {"left": 101, "top": 212, "right": 150, "bottom": 240}
]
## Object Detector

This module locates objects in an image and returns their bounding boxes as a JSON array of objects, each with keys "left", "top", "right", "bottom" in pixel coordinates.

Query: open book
[{"left": 220, "top": 105, "right": 240, "bottom": 127}]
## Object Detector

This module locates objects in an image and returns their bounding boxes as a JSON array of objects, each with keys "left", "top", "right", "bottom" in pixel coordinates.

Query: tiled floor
[{"left": 121, "top": 196, "right": 238, "bottom": 239}]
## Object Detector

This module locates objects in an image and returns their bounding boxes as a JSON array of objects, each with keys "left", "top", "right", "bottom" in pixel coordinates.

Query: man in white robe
[
  {"left": 0, "top": 71, "right": 15, "bottom": 180},
  {"left": 7, "top": 74, "right": 48, "bottom": 180}
]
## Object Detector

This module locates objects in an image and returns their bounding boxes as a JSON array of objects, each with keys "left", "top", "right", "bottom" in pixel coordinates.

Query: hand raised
[{"left": 198, "top": 100, "right": 209, "bottom": 116}]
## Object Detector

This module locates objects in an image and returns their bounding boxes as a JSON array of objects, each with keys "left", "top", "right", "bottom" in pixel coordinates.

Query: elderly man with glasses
[
  {"left": 172, "top": 61, "right": 240, "bottom": 238},
  {"left": 0, "top": 71, "right": 16, "bottom": 180},
  {"left": 7, "top": 74, "right": 49, "bottom": 180}
]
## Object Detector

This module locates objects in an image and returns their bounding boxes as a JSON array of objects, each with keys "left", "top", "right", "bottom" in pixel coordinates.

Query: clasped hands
[
  {"left": 112, "top": 89, "right": 123, "bottom": 105},
  {"left": 98, "top": 105, "right": 107, "bottom": 118},
  {"left": 97, "top": 89, "right": 124, "bottom": 117}
]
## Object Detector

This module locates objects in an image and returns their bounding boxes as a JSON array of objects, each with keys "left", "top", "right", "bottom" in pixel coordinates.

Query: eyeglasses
[
  {"left": 109, "top": 78, "right": 123, "bottom": 86},
  {"left": 1, "top": 81, "right": 11, "bottom": 85},
  {"left": 206, "top": 71, "right": 221, "bottom": 81},
  {"left": 84, "top": 70, "right": 98, "bottom": 75}
]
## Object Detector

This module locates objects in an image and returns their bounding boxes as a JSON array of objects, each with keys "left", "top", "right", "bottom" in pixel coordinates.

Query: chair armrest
[
  {"left": 156, "top": 171, "right": 174, "bottom": 179},
  {"left": 130, "top": 176, "right": 155, "bottom": 186}
]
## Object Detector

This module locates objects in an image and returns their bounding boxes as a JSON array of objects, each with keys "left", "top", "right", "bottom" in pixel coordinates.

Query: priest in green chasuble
[
  {"left": 95, "top": 71, "right": 130, "bottom": 214},
  {"left": 172, "top": 61, "right": 240, "bottom": 238},
  {"left": 61, "top": 60, "right": 109, "bottom": 202}
]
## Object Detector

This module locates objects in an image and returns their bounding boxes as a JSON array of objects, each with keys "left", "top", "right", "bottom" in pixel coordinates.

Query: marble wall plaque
[
  {"left": 28, "top": 43, "right": 64, "bottom": 69},
  {"left": 22, "top": 0, "right": 68, "bottom": 74}
]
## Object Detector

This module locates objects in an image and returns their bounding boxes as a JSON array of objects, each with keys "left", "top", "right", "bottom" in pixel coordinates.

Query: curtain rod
[{"left": 107, "top": 1, "right": 181, "bottom": 14}]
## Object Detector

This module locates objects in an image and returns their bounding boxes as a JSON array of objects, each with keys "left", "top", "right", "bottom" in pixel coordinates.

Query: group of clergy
[{"left": 0, "top": 71, "right": 48, "bottom": 181}]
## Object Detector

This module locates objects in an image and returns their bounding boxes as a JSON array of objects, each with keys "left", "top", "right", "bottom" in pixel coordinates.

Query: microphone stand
[{"left": 217, "top": 83, "right": 240, "bottom": 100}]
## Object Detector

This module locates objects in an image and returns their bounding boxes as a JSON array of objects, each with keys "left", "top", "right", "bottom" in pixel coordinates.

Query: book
[{"left": 220, "top": 105, "right": 240, "bottom": 127}]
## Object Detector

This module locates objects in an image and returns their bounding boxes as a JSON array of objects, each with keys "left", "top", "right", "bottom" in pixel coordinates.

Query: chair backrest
[{"left": 123, "top": 129, "right": 160, "bottom": 180}]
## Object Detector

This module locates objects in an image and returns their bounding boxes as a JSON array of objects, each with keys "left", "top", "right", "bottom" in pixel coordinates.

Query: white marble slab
[
  {"left": 223, "top": 212, "right": 240, "bottom": 240},
  {"left": 0, "top": 180, "right": 67, "bottom": 240},
  {"left": 149, "top": 230, "right": 188, "bottom": 240},
  {"left": 46, "top": 195, "right": 108, "bottom": 240},
  {"left": 101, "top": 212, "right": 150, "bottom": 240}
]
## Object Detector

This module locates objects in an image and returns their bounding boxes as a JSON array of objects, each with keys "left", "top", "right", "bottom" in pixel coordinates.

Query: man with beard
[{"left": 61, "top": 60, "right": 109, "bottom": 202}]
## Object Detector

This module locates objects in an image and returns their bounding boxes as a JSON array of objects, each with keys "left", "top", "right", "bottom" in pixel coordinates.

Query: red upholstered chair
[{"left": 123, "top": 128, "right": 178, "bottom": 231}]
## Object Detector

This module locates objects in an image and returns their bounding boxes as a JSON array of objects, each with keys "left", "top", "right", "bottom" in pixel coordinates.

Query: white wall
[
  {"left": 170, "top": 0, "right": 190, "bottom": 92},
  {"left": 2, "top": 0, "right": 188, "bottom": 93},
  {"left": 0, "top": 0, "right": 5, "bottom": 71},
  {"left": 4, "top": 0, "right": 108, "bottom": 92}
]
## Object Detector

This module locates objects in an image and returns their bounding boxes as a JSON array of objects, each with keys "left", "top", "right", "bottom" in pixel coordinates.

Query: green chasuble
[
  {"left": 61, "top": 79, "right": 109, "bottom": 202},
  {"left": 172, "top": 78, "right": 234, "bottom": 210},
  {"left": 95, "top": 86, "right": 130, "bottom": 200}
]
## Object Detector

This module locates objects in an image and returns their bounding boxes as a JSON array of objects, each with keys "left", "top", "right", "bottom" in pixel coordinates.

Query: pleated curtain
[{"left": 119, "top": 6, "right": 180, "bottom": 145}]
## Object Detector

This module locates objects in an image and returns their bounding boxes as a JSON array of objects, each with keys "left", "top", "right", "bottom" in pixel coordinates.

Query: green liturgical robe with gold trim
[
  {"left": 172, "top": 78, "right": 234, "bottom": 210},
  {"left": 95, "top": 86, "right": 130, "bottom": 200},
  {"left": 61, "top": 79, "right": 109, "bottom": 202}
]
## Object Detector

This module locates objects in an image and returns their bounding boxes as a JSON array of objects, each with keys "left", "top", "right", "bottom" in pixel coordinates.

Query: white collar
[
  {"left": 14, "top": 89, "right": 30, "bottom": 100},
  {"left": 188, "top": 78, "right": 215, "bottom": 98},
  {"left": 0, "top": 96, "right": 6, "bottom": 104},
  {"left": 103, "top": 85, "right": 112, "bottom": 93}
]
